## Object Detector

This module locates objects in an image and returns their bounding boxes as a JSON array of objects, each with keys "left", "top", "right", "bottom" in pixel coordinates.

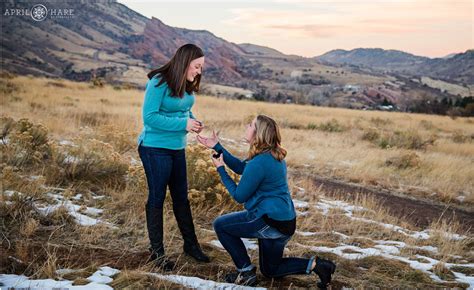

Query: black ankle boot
[
  {"left": 183, "top": 243, "right": 210, "bottom": 263},
  {"left": 224, "top": 267, "right": 257, "bottom": 286},
  {"left": 149, "top": 247, "right": 175, "bottom": 271},
  {"left": 313, "top": 257, "right": 336, "bottom": 289},
  {"left": 173, "top": 202, "right": 210, "bottom": 263},
  {"left": 145, "top": 204, "right": 175, "bottom": 271}
]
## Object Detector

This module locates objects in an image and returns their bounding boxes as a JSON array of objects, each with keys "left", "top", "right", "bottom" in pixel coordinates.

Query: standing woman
[
  {"left": 197, "top": 115, "right": 336, "bottom": 289},
  {"left": 137, "top": 44, "right": 210, "bottom": 271}
]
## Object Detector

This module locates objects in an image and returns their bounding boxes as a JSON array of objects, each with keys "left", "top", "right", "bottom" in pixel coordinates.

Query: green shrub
[{"left": 385, "top": 152, "right": 421, "bottom": 169}]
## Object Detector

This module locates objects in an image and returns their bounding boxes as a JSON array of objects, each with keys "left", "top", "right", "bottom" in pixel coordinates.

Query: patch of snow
[
  {"left": 312, "top": 197, "right": 466, "bottom": 241},
  {"left": 296, "top": 210, "right": 309, "bottom": 216},
  {"left": 293, "top": 199, "right": 309, "bottom": 208},
  {"left": 210, "top": 238, "right": 258, "bottom": 251},
  {"left": 146, "top": 272, "right": 266, "bottom": 290},
  {"left": 72, "top": 193, "right": 83, "bottom": 200},
  {"left": 59, "top": 140, "right": 77, "bottom": 146},
  {"left": 296, "top": 231, "right": 317, "bottom": 236},
  {"left": 3, "top": 190, "right": 18, "bottom": 197},
  {"left": 452, "top": 271, "right": 474, "bottom": 289},
  {"left": 0, "top": 274, "right": 114, "bottom": 290},
  {"left": 64, "top": 155, "right": 80, "bottom": 164},
  {"left": 34, "top": 192, "right": 115, "bottom": 228},
  {"left": 456, "top": 196, "right": 465, "bottom": 203}
]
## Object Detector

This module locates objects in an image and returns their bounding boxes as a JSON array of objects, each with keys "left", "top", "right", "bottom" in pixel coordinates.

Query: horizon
[{"left": 118, "top": 0, "right": 472, "bottom": 59}]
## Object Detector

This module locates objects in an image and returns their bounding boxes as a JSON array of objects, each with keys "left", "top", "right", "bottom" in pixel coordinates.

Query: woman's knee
[
  {"left": 212, "top": 216, "right": 224, "bottom": 233},
  {"left": 147, "top": 192, "right": 166, "bottom": 208},
  {"left": 147, "top": 198, "right": 164, "bottom": 209},
  {"left": 260, "top": 265, "right": 278, "bottom": 278}
]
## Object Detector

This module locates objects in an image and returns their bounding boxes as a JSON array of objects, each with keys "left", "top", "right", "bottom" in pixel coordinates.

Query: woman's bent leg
[
  {"left": 258, "top": 236, "right": 313, "bottom": 278},
  {"left": 213, "top": 211, "right": 256, "bottom": 270}
]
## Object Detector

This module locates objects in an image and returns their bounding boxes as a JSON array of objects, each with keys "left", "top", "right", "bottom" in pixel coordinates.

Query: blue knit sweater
[
  {"left": 214, "top": 143, "right": 296, "bottom": 221},
  {"left": 137, "top": 75, "right": 195, "bottom": 150}
]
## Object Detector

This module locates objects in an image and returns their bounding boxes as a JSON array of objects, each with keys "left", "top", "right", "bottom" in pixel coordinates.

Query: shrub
[
  {"left": 186, "top": 144, "right": 240, "bottom": 207},
  {"left": 0, "top": 117, "right": 51, "bottom": 168},
  {"left": 369, "top": 117, "right": 393, "bottom": 127},
  {"left": 45, "top": 139, "right": 129, "bottom": 189},
  {"left": 0, "top": 78, "right": 20, "bottom": 95},
  {"left": 317, "top": 119, "right": 346, "bottom": 132},
  {"left": 361, "top": 128, "right": 380, "bottom": 142},
  {"left": 419, "top": 120, "right": 436, "bottom": 130},
  {"left": 76, "top": 111, "right": 111, "bottom": 127},
  {"left": 306, "top": 122, "right": 318, "bottom": 130},
  {"left": 452, "top": 131, "right": 473, "bottom": 144},
  {"left": 385, "top": 130, "right": 435, "bottom": 150},
  {"left": 361, "top": 127, "right": 436, "bottom": 150},
  {"left": 385, "top": 152, "right": 421, "bottom": 169}
]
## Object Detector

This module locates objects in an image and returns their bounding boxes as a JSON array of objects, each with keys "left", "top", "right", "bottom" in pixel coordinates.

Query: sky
[{"left": 119, "top": 0, "right": 473, "bottom": 58}]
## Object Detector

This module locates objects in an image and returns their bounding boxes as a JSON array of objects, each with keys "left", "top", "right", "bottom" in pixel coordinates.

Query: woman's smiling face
[
  {"left": 245, "top": 117, "right": 257, "bottom": 143},
  {"left": 186, "top": 56, "right": 205, "bottom": 82}
]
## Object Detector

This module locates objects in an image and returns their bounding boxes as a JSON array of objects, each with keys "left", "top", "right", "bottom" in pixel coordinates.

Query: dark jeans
[
  {"left": 213, "top": 210, "right": 314, "bottom": 278},
  {"left": 138, "top": 144, "right": 188, "bottom": 208}
]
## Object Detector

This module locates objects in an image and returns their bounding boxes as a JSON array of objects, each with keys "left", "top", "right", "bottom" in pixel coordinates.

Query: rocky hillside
[
  {"left": 315, "top": 48, "right": 473, "bottom": 84},
  {"left": 1, "top": 0, "right": 472, "bottom": 115}
]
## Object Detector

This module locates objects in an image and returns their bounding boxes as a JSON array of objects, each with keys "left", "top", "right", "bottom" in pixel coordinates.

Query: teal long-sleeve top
[
  {"left": 214, "top": 143, "right": 296, "bottom": 221},
  {"left": 137, "top": 75, "right": 196, "bottom": 150}
]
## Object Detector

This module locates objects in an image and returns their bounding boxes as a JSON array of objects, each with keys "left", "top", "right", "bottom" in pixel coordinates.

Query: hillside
[{"left": 1, "top": 0, "right": 472, "bottom": 115}]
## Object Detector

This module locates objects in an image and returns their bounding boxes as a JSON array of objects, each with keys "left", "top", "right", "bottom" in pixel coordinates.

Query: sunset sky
[{"left": 119, "top": 0, "right": 473, "bottom": 58}]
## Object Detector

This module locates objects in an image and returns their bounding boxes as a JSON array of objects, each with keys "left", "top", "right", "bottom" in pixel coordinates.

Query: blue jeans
[
  {"left": 213, "top": 211, "right": 314, "bottom": 278},
  {"left": 138, "top": 144, "right": 188, "bottom": 208}
]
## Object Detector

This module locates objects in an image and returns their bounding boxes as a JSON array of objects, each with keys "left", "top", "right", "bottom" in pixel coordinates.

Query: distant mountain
[
  {"left": 315, "top": 48, "right": 428, "bottom": 71},
  {"left": 417, "top": 50, "right": 474, "bottom": 84},
  {"left": 315, "top": 48, "right": 473, "bottom": 84},
  {"left": 442, "top": 53, "right": 458, "bottom": 59},
  {"left": 238, "top": 43, "right": 287, "bottom": 58},
  {"left": 1, "top": 0, "right": 471, "bottom": 114},
  {"left": 1, "top": 0, "right": 249, "bottom": 85}
]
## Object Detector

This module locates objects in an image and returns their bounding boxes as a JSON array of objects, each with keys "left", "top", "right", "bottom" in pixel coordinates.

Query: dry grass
[
  {"left": 1, "top": 74, "right": 473, "bottom": 288},
  {"left": 2, "top": 75, "right": 472, "bottom": 204}
]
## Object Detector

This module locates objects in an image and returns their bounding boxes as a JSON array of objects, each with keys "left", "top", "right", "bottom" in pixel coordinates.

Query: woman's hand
[
  {"left": 193, "top": 120, "right": 204, "bottom": 133},
  {"left": 211, "top": 153, "right": 224, "bottom": 168},
  {"left": 196, "top": 130, "right": 219, "bottom": 149},
  {"left": 186, "top": 118, "right": 203, "bottom": 133}
]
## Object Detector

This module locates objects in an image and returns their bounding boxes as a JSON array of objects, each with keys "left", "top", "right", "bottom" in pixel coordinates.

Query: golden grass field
[{"left": 1, "top": 74, "right": 473, "bottom": 289}]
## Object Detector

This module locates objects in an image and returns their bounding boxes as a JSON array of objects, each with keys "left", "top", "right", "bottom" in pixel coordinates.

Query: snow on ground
[
  {"left": 0, "top": 266, "right": 120, "bottom": 290},
  {"left": 210, "top": 238, "right": 258, "bottom": 251},
  {"left": 59, "top": 140, "right": 77, "bottom": 147},
  {"left": 146, "top": 272, "right": 266, "bottom": 290},
  {"left": 293, "top": 197, "right": 467, "bottom": 241},
  {"left": 291, "top": 195, "right": 473, "bottom": 288},
  {"left": 0, "top": 267, "right": 267, "bottom": 290},
  {"left": 2, "top": 189, "right": 116, "bottom": 228}
]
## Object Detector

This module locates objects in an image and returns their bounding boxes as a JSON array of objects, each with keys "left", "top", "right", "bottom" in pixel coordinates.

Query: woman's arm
[
  {"left": 142, "top": 78, "right": 188, "bottom": 131},
  {"left": 213, "top": 142, "right": 246, "bottom": 175},
  {"left": 216, "top": 161, "right": 264, "bottom": 204}
]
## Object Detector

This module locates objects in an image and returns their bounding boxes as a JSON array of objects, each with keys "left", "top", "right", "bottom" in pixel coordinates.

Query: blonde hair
[{"left": 248, "top": 115, "right": 287, "bottom": 161}]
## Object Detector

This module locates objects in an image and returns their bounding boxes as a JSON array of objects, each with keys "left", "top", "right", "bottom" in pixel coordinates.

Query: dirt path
[{"left": 291, "top": 171, "right": 474, "bottom": 234}]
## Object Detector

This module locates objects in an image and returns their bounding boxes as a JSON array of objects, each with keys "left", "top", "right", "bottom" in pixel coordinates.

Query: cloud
[{"left": 223, "top": 0, "right": 472, "bottom": 39}]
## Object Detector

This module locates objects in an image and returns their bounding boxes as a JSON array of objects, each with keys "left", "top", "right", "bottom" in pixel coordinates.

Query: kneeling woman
[{"left": 197, "top": 115, "right": 336, "bottom": 289}]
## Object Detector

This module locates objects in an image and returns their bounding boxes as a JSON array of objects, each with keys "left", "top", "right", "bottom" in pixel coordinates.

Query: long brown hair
[
  {"left": 248, "top": 115, "right": 287, "bottom": 161},
  {"left": 147, "top": 43, "right": 204, "bottom": 98}
]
